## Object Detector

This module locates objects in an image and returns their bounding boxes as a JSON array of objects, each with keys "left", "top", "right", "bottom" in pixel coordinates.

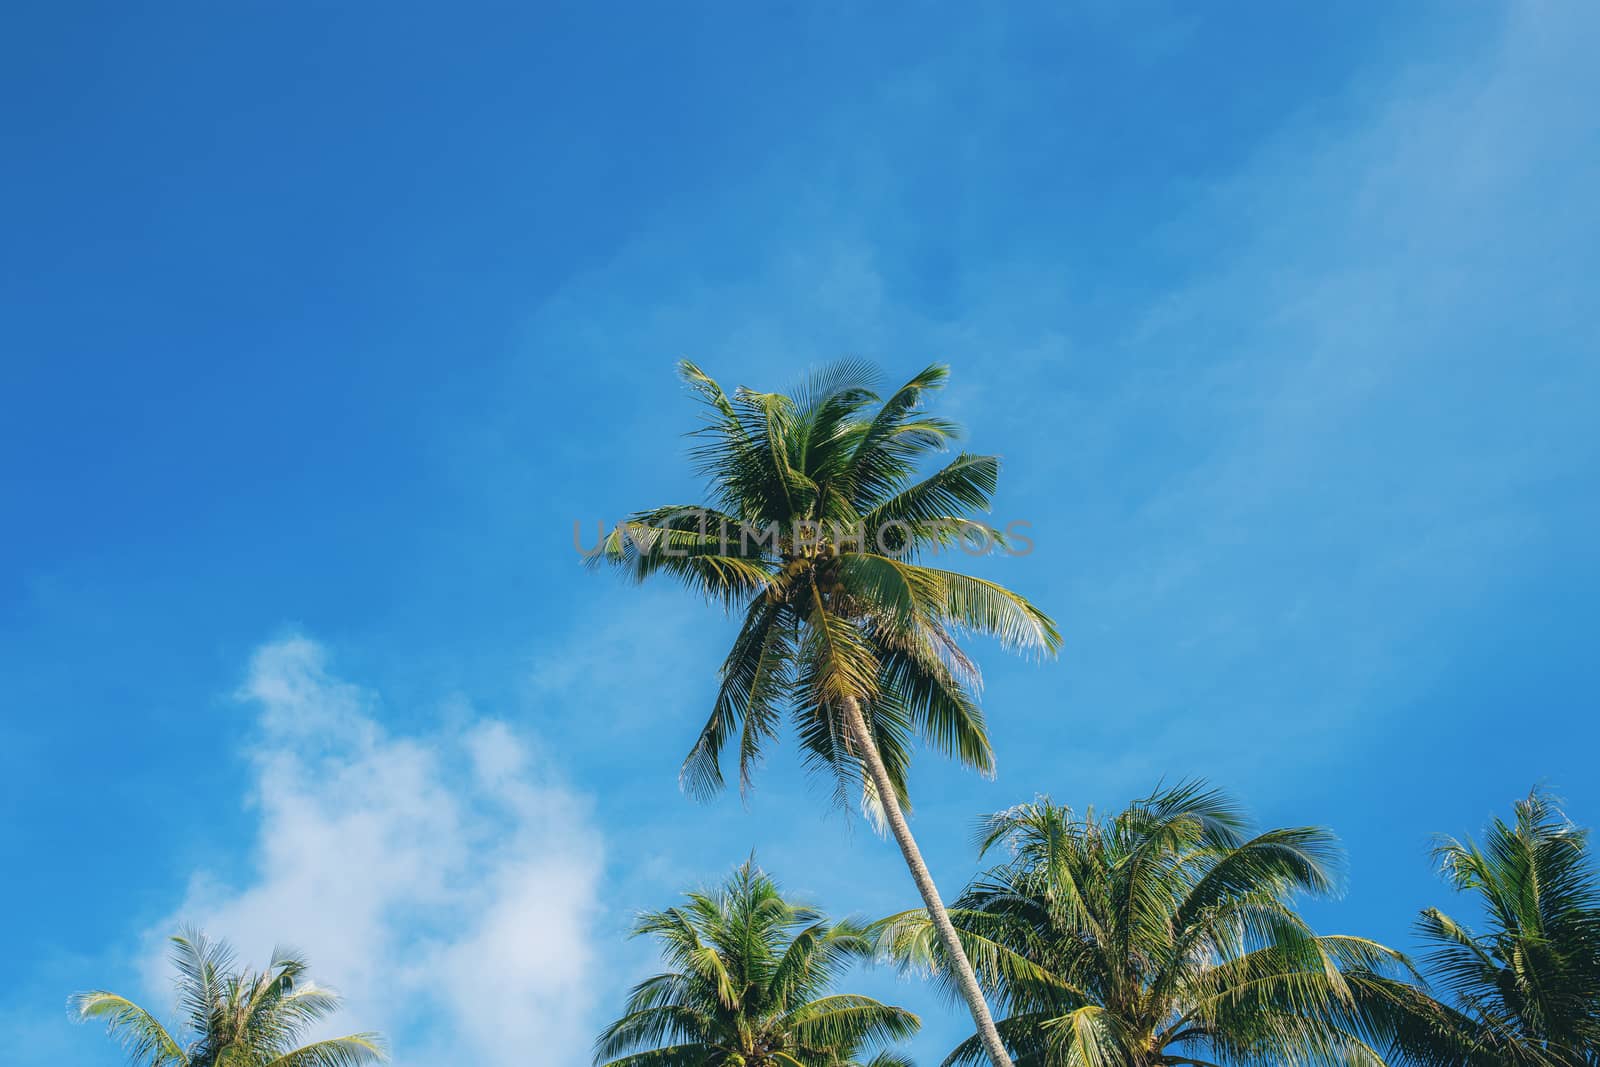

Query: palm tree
[
  {"left": 72, "top": 930, "right": 385, "bottom": 1067},
  {"left": 595, "top": 859, "right": 918, "bottom": 1066},
  {"left": 588, "top": 360, "right": 1060, "bottom": 1066},
  {"left": 876, "top": 782, "right": 1421, "bottom": 1066},
  {"left": 1400, "top": 789, "right": 1600, "bottom": 1065}
]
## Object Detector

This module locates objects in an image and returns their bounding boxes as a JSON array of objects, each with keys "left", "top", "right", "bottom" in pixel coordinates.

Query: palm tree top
[
  {"left": 588, "top": 359, "right": 1060, "bottom": 812},
  {"left": 596, "top": 858, "right": 919, "bottom": 1066},
  {"left": 72, "top": 929, "right": 385, "bottom": 1067},
  {"left": 1404, "top": 788, "right": 1600, "bottom": 1065},
  {"left": 877, "top": 781, "right": 1421, "bottom": 1066}
]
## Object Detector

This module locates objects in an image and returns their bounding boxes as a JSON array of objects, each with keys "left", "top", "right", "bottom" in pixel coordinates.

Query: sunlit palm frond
[
  {"left": 71, "top": 992, "right": 189, "bottom": 1067},
  {"left": 783, "top": 993, "right": 921, "bottom": 1051},
  {"left": 261, "top": 1035, "right": 386, "bottom": 1067},
  {"left": 936, "top": 571, "right": 1060, "bottom": 656},
  {"left": 170, "top": 928, "right": 233, "bottom": 1040}
]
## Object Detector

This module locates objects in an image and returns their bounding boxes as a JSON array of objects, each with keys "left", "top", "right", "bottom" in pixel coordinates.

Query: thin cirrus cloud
[{"left": 149, "top": 636, "right": 603, "bottom": 1066}]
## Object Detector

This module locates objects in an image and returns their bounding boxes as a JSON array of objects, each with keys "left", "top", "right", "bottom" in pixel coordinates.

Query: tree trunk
[{"left": 839, "top": 694, "right": 1014, "bottom": 1067}]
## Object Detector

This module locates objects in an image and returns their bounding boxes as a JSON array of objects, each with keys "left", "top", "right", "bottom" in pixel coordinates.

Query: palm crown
[
  {"left": 1404, "top": 789, "right": 1600, "bottom": 1065},
  {"left": 589, "top": 360, "right": 1060, "bottom": 812},
  {"left": 877, "top": 783, "right": 1420, "bottom": 1066},
  {"left": 594, "top": 860, "right": 919, "bottom": 1066},
  {"left": 72, "top": 930, "right": 385, "bottom": 1067}
]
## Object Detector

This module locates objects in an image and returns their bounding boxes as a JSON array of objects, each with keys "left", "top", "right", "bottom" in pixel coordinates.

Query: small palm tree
[
  {"left": 876, "top": 783, "right": 1419, "bottom": 1066},
  {"left": 589, "top": 361, "right": 1059, "bottom": 1066},
  {"left": 72, "top": 930, "right": 385, "bottom": 1067},
  {"left": 595, "top": 859, "right": 919, "bottom": 1066},
  {"left": 1402, "top": 789, "right": 1600, "bottom": 1065}
]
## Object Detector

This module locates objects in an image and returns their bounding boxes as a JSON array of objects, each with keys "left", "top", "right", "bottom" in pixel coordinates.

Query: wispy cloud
[{"left": 151, "top": 636, "right": 603, "bottom": 1066}]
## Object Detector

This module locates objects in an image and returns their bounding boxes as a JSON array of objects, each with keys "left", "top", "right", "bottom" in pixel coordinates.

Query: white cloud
[{"left": 153, "top": 636, "right": 603, "bottom": 1067}]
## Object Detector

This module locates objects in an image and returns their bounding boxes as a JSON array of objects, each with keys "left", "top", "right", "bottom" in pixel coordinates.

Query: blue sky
[{"left": 4, "top": 3, "right": 1598, "bottom": 1064}]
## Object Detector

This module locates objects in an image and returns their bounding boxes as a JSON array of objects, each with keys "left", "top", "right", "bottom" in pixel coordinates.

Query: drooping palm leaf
[{"left": 70, "top": 993, "right": 188, "bottom": 1067}]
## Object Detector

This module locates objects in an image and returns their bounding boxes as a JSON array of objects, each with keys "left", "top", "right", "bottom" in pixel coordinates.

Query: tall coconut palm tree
[
  {"left": 588, "top": 360, "right": 1060, "bottom": 1066},
  {"left": 595, "top": 859, "right": 918, "bottom": 1066},
  {"left": 72, "top": 930, "right": 385, "bottom": 1067},
  {"left": 1400, "top": 789, "right": 1600, "bottom": 1065},
  {"left": 876, "top": 782, "right": 1421, "bottom": 1066}
]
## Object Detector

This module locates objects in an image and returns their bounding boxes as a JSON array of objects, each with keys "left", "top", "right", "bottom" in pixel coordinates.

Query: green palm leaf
[
  {"left": 262, "top": 1035, "right": 386, "bottom": 1067},
  {"left": 70, "top": 992, "right": 188, "bottom": 1067}
]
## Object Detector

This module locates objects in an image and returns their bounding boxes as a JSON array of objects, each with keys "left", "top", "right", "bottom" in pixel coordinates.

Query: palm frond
[
  {"left": 596, "top": 1042, "right": 718, "bottom": 1067},
  {"left": 70, "top": 992, "right": 188, "bottom": 1067},
  {"left": 585, "top": 513, "right": 776, "bottom": 609},
  {"left": 855, "top": 1052, "right": 918, "bottom": 1067},
  {"left": 783, "top": 994, "right": 921, "bottom": 1051},
  {"left": 798, "top": 586, "right": 882, "bottom": 710},
  {"left": 861, "top": 453, "right": 999, "bottom": 549},
  {"left": 170, "top": 928, "right": 233, "bottom": 1039},
  {"left": 873, "top": 633, "right": 992, "bottom": 777},
  {"left": 261, "top": 1035, "right": 386, "bottom": 1067},
  {"left": 848, "top": 363, "right": 959, "bottom": 511},
  {"left": 936, "top": 571, "right": 1061, "bottom": 655},
  {"left": 769, "top": 920, "right": 872, "bottom": 1011},
  {"left": 679, "top": 597, "right": 795, "bottom": 799}
]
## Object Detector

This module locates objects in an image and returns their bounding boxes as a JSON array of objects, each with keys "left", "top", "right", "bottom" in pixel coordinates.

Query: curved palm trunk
[{"left": 839, "top": 694, "right": 1014, "bottom": 1067}]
